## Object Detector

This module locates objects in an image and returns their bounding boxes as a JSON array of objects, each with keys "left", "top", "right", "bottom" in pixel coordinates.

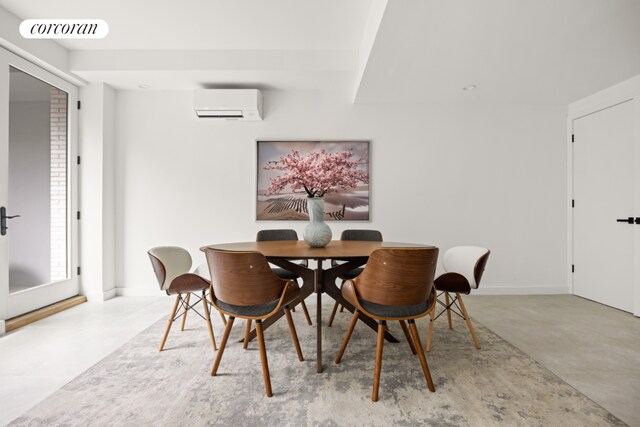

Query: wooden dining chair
[
  {"left": 148, "top": 246, "right": 218, "bottom": 352},
  {"left": 335, "top": 247, "right": 439, "bottom": 402},
  {"left": 203, "top": 248, "right": 305, "bottom": 397},
  {"left": 328, "top": 229, "right": 383, "bottom": 327},
  {"left": 426, "top": 246, "right": 490, "bottom": 352},
  {"left": 256, "top": 229, "right": 312, "bottom": 327}
]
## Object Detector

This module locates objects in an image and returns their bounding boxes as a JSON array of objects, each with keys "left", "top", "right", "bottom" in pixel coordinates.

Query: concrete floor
[
  {"left": 0, "top": 295, "right": 638, "bottom": 426},
  {"left": 464, "top": 295, "right": 640, "bottom": 427}
]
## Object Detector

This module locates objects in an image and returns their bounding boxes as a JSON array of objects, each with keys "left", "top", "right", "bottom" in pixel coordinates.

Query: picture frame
[{"left": 256, "top": 140, "right": 370, "bottom": 221}]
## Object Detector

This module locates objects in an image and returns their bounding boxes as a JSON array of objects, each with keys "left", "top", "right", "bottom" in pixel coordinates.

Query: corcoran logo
[{"left": 19, "top": 19, "right": 108, "bottom": 39}]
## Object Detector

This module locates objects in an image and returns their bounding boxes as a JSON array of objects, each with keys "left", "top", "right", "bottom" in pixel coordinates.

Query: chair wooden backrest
[
  {"left": 442, "top": 246, "right": 490, "bottom": 289},
  {"left": 148, "top": 246, "right": 192, "bottom": 291},
  {"left": 203, "top": 248, "right": 287, "bottom": 306},
  {"left": 354, "top": 248, "right": 439, "bottom": 306}
]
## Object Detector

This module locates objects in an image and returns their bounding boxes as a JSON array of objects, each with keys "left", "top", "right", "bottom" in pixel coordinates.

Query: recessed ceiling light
[
  {"left": 462, "top": 84, "right": 477, "bottom": 91},
  {"left": 138, "top": 84, "right": 151, "bottom": 89}
]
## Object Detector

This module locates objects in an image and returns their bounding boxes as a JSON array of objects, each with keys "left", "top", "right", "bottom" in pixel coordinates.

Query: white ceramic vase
[{"left": 303, "top": 197, "right": 332, "bottom": 247}]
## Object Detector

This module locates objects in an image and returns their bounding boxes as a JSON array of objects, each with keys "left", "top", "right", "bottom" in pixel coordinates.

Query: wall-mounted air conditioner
[{"left": 194, "top": 89, "right": 262, "bottom": 121}]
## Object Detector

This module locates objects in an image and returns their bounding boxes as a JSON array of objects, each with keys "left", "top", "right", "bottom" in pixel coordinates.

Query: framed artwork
[{"left": 256, "top": 140, "right": 370, "bottom": 221}]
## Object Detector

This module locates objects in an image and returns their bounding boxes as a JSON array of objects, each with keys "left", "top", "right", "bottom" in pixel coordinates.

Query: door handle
[
  {"left": 616, "top": 217, "right": 634, "bottom": 224},
  {"left": 636, "top": 217, "right": 640, "bottom": 225},
  {"left": 1, "top": 206, "right": 21, "bottom": 236}
]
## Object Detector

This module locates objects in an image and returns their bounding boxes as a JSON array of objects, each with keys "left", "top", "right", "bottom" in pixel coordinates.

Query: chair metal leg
[
  {"left": 336, "top": 310, "right": 359, "bottom": 364},
  {"left": 256, "top": 320, "right": 273, "bottom": 397},
  {"left": 399, "top": 320, "right": 417, "bottom": 355},
  {"left": 211, "top": 316, "right": 235, "bottom": 376},
  {"left": 300, "top": 301, "right": 313, "bottom": 326},
  {"left": 457, "top": 293, "right": 481, "bottom": 349},
  {"left": 445, "top": 292, "right": 452, "bottom": 329},
  {"left": 243, "top": 319, "right": 252, "bottom": 349},
  {"left": 372, "top": 321, "right": 386, "bottom": 402},
  {"left": 159, "top": 294, "right": 181, "bottom": 352},
  {"left": 327, "top": 301, "right": 340, "bottom": 327},
  {"left": 409, "top": 319, "right": 435, "bottom": 392},
  {"left": 201, "top": 290, "right": 217, "bottom": 351},
  {"left": 426, "top": 310, "right": 435, "bottom": 352},
  {"left": 284, "top": 307, "right": 304, "bottom": 361},
  {"left": 180, "top": 293, "right": 191, "bottom": 331}
]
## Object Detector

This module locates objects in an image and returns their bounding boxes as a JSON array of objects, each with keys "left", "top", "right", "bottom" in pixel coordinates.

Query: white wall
[
  {"left": 115, "top": 90, "right": 567, "bottom": 295},
  {"left": 8, "top": 101, "right": 50, "bottom": 288},
  {"left": 79, "top": 82, "right": 116, "bottom": 301}
]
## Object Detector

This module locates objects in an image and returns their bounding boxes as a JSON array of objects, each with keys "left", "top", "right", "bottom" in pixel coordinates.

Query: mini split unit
[{"left": 194, "top": 89, "right": 263, "bottom": 121}]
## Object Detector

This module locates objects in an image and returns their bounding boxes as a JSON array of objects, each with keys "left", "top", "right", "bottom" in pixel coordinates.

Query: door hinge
[
  {"left": 571, "top": 134, "right": 574, "bottom": 143},
  {"left": 572, "top": 264, "right": 575, "bottom": 273},
  {"left": 77, "top": 100, "right": 81, "bottom": 110},
  {"left": 76, "top": 211, "right": 81, "bottom": 220},
  {"left": 572, "top": 199, "right": 575, "bottom": 208},
  {"left": 77, "top": 156, "right": 81, "bottom": 165},
  {"left": 77, "top": 266, "right": 81, "bottom": 276}
]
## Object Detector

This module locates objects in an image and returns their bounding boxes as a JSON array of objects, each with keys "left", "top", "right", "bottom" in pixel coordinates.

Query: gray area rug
[{"left": 11, "top": 304, "right": 626, "bottom": 427}]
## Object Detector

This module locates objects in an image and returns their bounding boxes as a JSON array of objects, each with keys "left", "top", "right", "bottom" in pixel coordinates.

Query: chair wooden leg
[
  {"left": 211, "top": 316, "right": 235, "bottom": 376},
  {"left": 243, "top": 319, "right": 252, "bottom": 349},
  {"left": 457, "top": 293, "right": 480, "bottom": 349},
  {"left": 445, "top": 292, "right": 452, "bottom": 329},
  {"left": 426, "top": 310, "right": 435, "bottom": 352},
  {"left": 284, "top": 307, "right": 304, "bottom": 361},
  {"left": 327, "top": 301, "right": 340, "bottom": 327},
  {"left": 408, "top": 320, "right": 435, "bottom": 392},
  {"left": 256, "top": 320, "right": 273, "bottom": 397},
  {"left": 336, "top": 310, "right": 359, "bottom": 364},
  {"left": 201, "top": 291, "right": 217, "bottom": 351},
  {"left": 339, "top": 305, "right": 344, "bottom": 313},
  {"left": 159, "top": 294, "right": 181, "bottom": 352},
  {"left": 399, "top": 320, "right": 417, "bottom": 355},
  {"left": 219, "top": 311, "right": 227, "bottom": 325},
  {"left": 300, "top": 301, "right": 313, "bottom": 326},
  {"left": 180, "top": 293, "right": 191, "bottom": 331},
  {"left": 372, "top": 321, "right": 386, "bottom": 402}
]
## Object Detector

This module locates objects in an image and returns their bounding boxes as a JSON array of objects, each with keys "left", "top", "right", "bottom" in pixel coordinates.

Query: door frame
[
  {"left": 567, "top": 75, "right": 640, "bottom": 317},
  {"left": 0, "top": 47, "right": 80, "bottom": 321}
]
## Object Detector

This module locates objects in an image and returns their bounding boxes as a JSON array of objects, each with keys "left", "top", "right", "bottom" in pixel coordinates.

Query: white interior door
[
  {"left": 0, "top": 47, "right": 79, "bottom": 321},
  {"left": 573, "top": 100, "right": 635, "bottom": 312}
]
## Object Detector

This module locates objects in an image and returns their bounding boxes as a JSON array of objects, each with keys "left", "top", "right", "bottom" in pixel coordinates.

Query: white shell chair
[
  {"left": 148, "top": 246, "right": 218, "bottom": 352},
  {"left": 426, "top": 246, "right": 490, "bottom": 351}
]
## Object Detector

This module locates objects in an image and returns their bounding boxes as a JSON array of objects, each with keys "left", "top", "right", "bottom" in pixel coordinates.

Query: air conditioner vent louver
[{"left": 194, "top": 90, "right": 262, "bottom": 121}]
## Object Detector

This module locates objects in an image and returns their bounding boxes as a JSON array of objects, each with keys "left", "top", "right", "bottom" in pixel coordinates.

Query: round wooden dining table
[{"left": 201, "top": 240, "right": 435, "bottom": 373}]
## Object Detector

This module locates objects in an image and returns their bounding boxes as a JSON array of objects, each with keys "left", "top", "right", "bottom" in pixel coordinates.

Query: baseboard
[
  {"left": 0, "top": 320, "right": 5, "bottom": 336},
  {"left": 5, "top": 295, "right": 87, "bottom": 332},
  {"left": 472, "top": 286, "right": 569, "bottom": 296},
  {"left": 116, "top": 287, "right": 161, "bottom": 297},
  {"left": 85, "top": 288, "right": 117, "bottom": 302}
]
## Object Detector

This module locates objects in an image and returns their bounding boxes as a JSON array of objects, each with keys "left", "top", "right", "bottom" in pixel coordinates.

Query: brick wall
[{"left": 50, "top": 89, "right": 67, "bottom": 281}]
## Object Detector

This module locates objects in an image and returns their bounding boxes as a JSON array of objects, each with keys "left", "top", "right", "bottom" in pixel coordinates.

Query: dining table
[{"left": 201, "top": 240, "right": 434, "bottom": 373}]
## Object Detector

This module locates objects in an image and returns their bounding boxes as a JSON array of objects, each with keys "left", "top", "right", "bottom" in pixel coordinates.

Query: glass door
[{"left": 0, "top": 48, "right": 79, "bottom": 321}]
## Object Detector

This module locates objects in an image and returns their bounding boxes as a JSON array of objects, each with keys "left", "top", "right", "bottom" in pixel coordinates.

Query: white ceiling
[
  {"left": 1, "top": 0, "right": 639, "bottom": 104},
  {"left": 0, "top": 0, "right": 372, "bottom": 50},
  {"left": 355, "top": 0, "right": 640, "bottom": 104}
]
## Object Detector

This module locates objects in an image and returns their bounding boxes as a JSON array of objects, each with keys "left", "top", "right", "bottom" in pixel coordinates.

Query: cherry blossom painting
[{"left": 257, "top": 141, "right": 370, "bottom": 221}]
